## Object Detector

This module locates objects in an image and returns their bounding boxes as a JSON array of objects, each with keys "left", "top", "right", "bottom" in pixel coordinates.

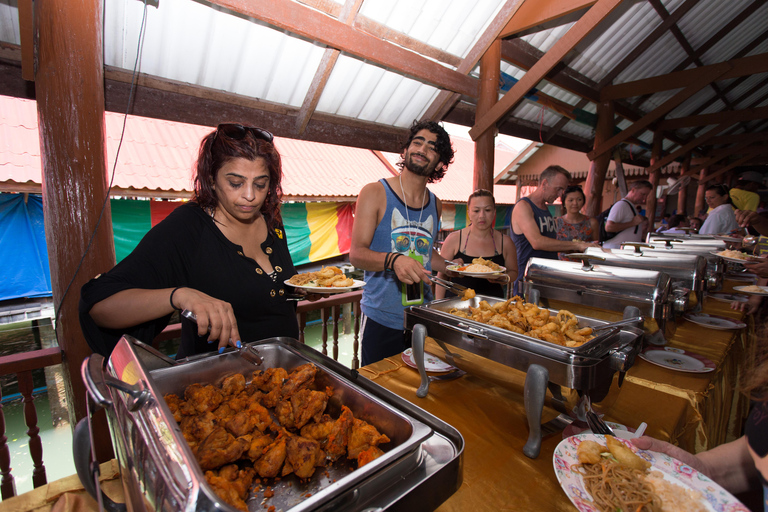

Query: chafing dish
[
  {"left": 404, "top": 295, "right": 643, "bottom": 459},
  {"left": 641, "top": 236, "right": 727, "bottom": 287},
  {"left": 581, "top": 246, "right": 709, "bottom": 306},
  {"left": 522, "top": 256, "right": 679, "bottom": 344},
  {"left": 74, "top": 336, "right": 463, "bottom": 512}
]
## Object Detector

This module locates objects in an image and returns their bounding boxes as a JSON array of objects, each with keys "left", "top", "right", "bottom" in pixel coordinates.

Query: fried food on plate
[
  {"left": 288, "top": 267, "right": 354, "bottom": 288},
  {"left": 606, "top": 435, "right": 650, "bottom": 471}
]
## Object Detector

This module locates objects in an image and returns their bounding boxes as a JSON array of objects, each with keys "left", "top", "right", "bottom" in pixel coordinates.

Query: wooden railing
[{"left": 0, "top": 347, "right": 62, "bottom": 500}]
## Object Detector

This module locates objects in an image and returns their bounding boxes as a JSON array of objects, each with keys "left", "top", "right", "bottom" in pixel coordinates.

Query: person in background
[
  {"left": 632, "top": 324, "right": 768, "bottom": 508},
  {"left": 350, "top": 120, "right": 454, "bottom": 366},
  {"left": 510, "top": 166, "right": 596, "bottom": 295},
  {"left": 655, "top": 213, "right": 671, "bottom": 232},
  {"left": 730, "top": 171, "right": 763, "bottom": 212},
  {"left": 732, "top": 209, "right": 768, "bottom": 315},
  {"left": 688, "top": 216, "right": 704, "bottom": 233},
  {"left": 699, "top": 184, "right": 739, "bottom": 234},
  {"left": 659, "top": 214, "right": 689, "bottom": 235},
  {"left": 436, "top": 189, "right": 518, "bottom": 299},
  {"left": 555, "top": 185, "right": 598, "bottom": 260},
  {"left": 602, "top": 180, "right": 653, "bottom": 249},
  {"left": 80, "top": 124, "right": 303, "bottom": 358}
]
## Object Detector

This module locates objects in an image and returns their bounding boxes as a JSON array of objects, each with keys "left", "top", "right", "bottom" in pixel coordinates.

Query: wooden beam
[
  {"left": 474, "top": 39, "right": 501, "bottom": 192},
  {"left": 588, "top": 63, "right": 732, "bottom": 160},
  {"left": 18, "top": 0, "right": 34, "bottom": 81},
  {"left": 685, "top": 142, "right": 761, "bottom": 177},
  {"left": 698, "top": 131, "right": 768, "bottom": 147},
  {"left": 422, "top": 0, "right": 526, "bottom": 122},
  {"left": 701, "top": 149, "right": 767, "bottom": 183},
  {"left": 469, "top": 0, "right": 623, "bottom": 140},
  {"left": 601, "top": 53, "right": 768, "bottom": 101},
  {"left": 210, "top": 0, "right": 477, "bottom": 97},
  {"left": 658, "top": 105, "right": 768, "bottom": 130},
  {"left": 499, "top": 0, "right": 596, "bottom": 38},
  {"left": 295, "top": 0, "right": 362, "bottom": 136},
  {"left": 584, "top": 100, "right": 614, "bottom": 216},
  {"left": 645, "top": 122, "right": 732, "bottom": 174}
]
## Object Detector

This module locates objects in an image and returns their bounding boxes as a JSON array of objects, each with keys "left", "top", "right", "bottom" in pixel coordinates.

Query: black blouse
[{"left": 79, "top": 202, "right": 299, "bottom": 358}]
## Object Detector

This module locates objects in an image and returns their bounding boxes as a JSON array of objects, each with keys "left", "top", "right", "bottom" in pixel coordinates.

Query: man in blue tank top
[
  {"left": 510, "top": 165, "right": 597, "bottom": 295},
  {"left": 351, "top": 121, "right": 455, "bottom": 366}
]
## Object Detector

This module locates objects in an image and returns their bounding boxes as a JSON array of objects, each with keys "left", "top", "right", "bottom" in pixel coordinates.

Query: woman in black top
[
  {"left": 436, "top": 189, "right": 518, "bottom": 299},
  {"left": 80, "top": 124, "right": 301, "bottom": 358}
]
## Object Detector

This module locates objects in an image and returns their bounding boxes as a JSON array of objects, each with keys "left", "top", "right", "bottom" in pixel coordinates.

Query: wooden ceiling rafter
[
  {"left": 658, "top": 105, "right": 768, "bottom": 130},
  {"left": 499, "top": 0, "right": 597, "bottom": 39},
  {"left": 645, "top": 122, "right": 733, "bottom": 174},
  {"left": 469, "top": 0, "right": 624, "bottom": 141},
  {"left": 699, "top": 148, "right": 768, "bottom": 183},
  {"left": 294, "top": 0, "right": 363, "bottom": 136}
]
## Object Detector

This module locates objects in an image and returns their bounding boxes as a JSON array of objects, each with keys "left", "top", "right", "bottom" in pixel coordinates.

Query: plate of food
[
  {"left": 639, "top": 346, "right": 716, "bottom": 373},
  {"left": 446, "top": 257, "right": 506, "bottom": 277},
  {"left": 683, "top": 312, "right": 747, "bottom": 330},
  {"left": 401, "top": 348, "right": 457, "bottom": 372},
  {"left": 286, "top": 267, "right": 365, "bottom": 293},
  {"left": 710, "top": 249, "right": 761, "bottom": 264},
  {"left": 707, "top": 292, "right": 749, "bottom": 303},
  {"left": 553, "top": 433, "right": 749, "bottom": 512},
  {"left": 733, "top": 284, "right": 768, "bottom": 296}
]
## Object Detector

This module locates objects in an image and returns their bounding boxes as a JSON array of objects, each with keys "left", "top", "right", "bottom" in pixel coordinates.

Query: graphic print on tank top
[{"left": 390, "top": 209, "right": 434, "bottom": 265}]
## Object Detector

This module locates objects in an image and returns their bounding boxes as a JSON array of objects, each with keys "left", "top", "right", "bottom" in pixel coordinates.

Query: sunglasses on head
[{"left": 213, "top": 123, "right": 274, "bottom": 144}]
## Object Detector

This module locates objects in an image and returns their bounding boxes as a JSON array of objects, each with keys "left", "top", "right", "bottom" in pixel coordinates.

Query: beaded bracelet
[{"left": 169, "top": 287, "right": 182, "bottom": 310}]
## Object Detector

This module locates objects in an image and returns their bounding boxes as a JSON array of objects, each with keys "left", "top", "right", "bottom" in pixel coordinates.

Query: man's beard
[{"left": 404, "top": 154, "right": 434, "bottom": 177}]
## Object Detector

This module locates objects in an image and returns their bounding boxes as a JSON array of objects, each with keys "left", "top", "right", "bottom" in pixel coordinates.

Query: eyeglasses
[
  {"left": 212, "top": 123, "right": 274, "bottom": 144},
  {"left": 391, "top": 233, "right": 431, "bottom": 256}
]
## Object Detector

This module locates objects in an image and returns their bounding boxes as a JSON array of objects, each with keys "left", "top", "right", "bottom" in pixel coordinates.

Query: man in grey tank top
[
  {"left": 510, "top": 165, "right": 597, "bottom": 295},
  {"left": 350, "top": 121, "right": 455, "bottom": 366}
]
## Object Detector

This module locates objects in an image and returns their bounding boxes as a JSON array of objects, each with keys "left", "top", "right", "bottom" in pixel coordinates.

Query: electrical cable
[{"left": 53, "top": 0, "right": 150, "bottom": 335}]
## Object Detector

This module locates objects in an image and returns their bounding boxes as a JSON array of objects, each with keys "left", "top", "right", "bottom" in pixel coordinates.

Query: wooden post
[
  {"left": 473, "top": 39, "right": 500, "bottom": 193},
  {"left": 646, "top": 132, "right": 663, "bottom": 228},
  {"left": 585, "top": 100, "right": 614, "bottom": 216},
  {"left": 695, "top": 169, "right": 708, "bottom": 218},
  {"left": 677, "top": 153, "right": 691, "bottom": 215},
  {"left": 35, "top": 0, "right": 115, "bottom": 461}
]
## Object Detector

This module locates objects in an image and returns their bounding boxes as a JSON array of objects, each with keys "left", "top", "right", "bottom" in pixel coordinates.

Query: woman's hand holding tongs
[{"left": 174, "top": 287, "right": 241, "bottom": 352}]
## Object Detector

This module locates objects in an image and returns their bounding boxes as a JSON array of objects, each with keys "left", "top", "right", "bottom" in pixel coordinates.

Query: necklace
[{"left": 399, "top": 172, "right": 427, "bottom": 228}]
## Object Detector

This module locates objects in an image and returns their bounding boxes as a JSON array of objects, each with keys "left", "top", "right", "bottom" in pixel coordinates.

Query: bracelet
[
  {"left": 384, "top": 252, "right": 393, "bottom": 271},
  {"left": 390, "top": 253, "right": 403, "bottom": 271},
  {"left": 169, "top": 287, "right": 182, "bottom": 310}
]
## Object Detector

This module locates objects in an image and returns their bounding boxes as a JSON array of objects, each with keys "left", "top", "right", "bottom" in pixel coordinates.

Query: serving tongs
[
  {"left": 180, "top": 309, "right": 263, "bottom": 365},
  {"left": 429, "top": 275, "right": 471, "bottom": 298}
]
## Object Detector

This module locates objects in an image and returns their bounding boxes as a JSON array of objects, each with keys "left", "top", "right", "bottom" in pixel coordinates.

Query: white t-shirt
[
  {"left": 699, "top": 204, "right": 739, "bottom": 235},
  {"left": 603, "top": 199, "right": 642, "bottom": 249}
]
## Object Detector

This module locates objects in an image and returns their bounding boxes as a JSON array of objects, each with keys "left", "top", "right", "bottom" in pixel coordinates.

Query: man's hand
[
  {"left": 743, "top": 258, "right": 768, "bottom": 278},
  {"left": 392, "top": 255, "right": 432, "bottom": 284},
  {"left": 731, "top": 295, "right": 763, "bottom": 315},
  {"left": 632, "top": 436, "right": 711, "bottom": 476}
]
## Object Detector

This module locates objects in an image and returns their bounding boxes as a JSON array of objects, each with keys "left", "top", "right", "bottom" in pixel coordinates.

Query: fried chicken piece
[
  {"left": 225, "top": 399, "right": 272, "bottom": 436},
  {"left": 606, "top": 435, "right": 650, "bottom": 471},
  {"left": 219, "top": 373, "right": 246, "bottom": 396},
  {"left": 196, "top": 426, "right": 249, "bottom": 470},
  {"left": 184, "top": 383, "right": 224, "bottom": 414},
  {"left": 576, "top": 439, "right": 604, "bottom": 465},
  {"left": 280, "top": 363, "right": 318, "bottom": 399},
  {"left": 357, "top": 446, "right": 385, "bottom": 468},
  {"left": 246, "top": 431, "right": 275, "bottom": 462},
  {"left": 180, "top": 411, "right": 217, "bottom": 447},
  {"left": 274, "top": 399, "right": 295, "bottom": 429},
  {"left": 347, "top": 418, "right": 390, "bottom": 460},
  {"left": 164, "top": 393, "right": 183, "bottom": 422},
  {"left": 290, "top": 388, "right": 330, "bottom": 430},
  {"left": 250, "top": 368, "right": 288, "bottom": 407},
  {"left": 205, "top": 464, "right": 255, "bottom": 512},
  {"left": 326, "top": 406, "right": 354, "bottom": 460},
  {"left": 300, "top": 414, "right": 334, "bottom": 443},
  {"left": 284, "top": 434, "right": 325, "bottom": 479},
  {"left": 254, "top": 434, "right": 287, "bottom": 478}
]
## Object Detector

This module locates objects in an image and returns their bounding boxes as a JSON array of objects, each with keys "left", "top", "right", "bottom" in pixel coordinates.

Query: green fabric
[
  {"left": 454, "top": 204, "right": 468, "bottom": 230},
  {"left": 281, "top": 202, "right": 312, "bottom": 266},
  {"left": 495, "top": 206, "right": 509, "bottom": 230},
  {"left": 111, "top": 199, "right": 151, "bottom": 262}
]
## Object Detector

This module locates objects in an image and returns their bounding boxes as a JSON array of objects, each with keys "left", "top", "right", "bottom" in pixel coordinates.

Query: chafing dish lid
[
  {"left": 523, "top": 257, "right": 672, "bottom": 304},
  {"left": 582, "top": 247, "right": 707, "bottom": 290},
  {"left": 646, "top": 234, "right": 726, "bottom": 251}
]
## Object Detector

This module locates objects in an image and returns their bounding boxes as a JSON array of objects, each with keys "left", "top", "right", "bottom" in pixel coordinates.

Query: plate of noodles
[
  {"left": 285, "top": 279, "right": 365, "bottom": 294},
  {"left": 285, "top": 267, "right": 365, "bottom": 293},
  {"left": 553, "top": 433, "right": 749, "bottom": 512},
  {"left": 709, "top": 250, "right": 761, "bottom": 264}
]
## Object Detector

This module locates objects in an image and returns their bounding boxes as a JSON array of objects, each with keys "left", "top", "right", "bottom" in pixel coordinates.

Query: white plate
[
  {"left": 733, "top": 285, "right": 768, "bottom": 296},
  {"left": 683, "top": 313, "right": 746, "bottom": 330},
  {"left": 707, "top": 292, "right": 749, "bottom": 303},
  {"left": 640, "top": 347, "right": 716, "bottom": 373},
  {"left": 709, "top": 250, "right": 761, "bottom": 264},
  {"left": 446, "top": 264, "right": 506, "bottom": 277},
  {"left": 401, "top": 348, "right": 457, "bottom": 372},
  {"left": 285, "top": 279, "right": 365, "bottom": 294},
  {"left": 553, "top": 433, "right": 749, "bottom": 512}
]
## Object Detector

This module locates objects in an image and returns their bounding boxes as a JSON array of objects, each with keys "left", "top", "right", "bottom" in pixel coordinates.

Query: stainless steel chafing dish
[
  {"left": 642, "top": 235, "right": 727, "bottom": 287},
  {"left": 73, "top": 336, "right": 463, "bottom": 512},
  {"left": 522, "top": 256, "right": 679, "bottom": 344},
  {"left": 581, "top": 246, "right": 709, "bottom": 306},
  {"left": 404, "top": 295, "right": 643, "bottom": 459}
]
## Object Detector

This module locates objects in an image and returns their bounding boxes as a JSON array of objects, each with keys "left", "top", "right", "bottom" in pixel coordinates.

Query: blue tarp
[{"left": 0, "top": 193, "right": 52, "bottom": 301}]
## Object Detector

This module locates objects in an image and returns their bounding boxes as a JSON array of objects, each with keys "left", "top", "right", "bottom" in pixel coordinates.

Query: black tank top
[{"left": 447, "top": 230, "right": 506, "bottom": 298}]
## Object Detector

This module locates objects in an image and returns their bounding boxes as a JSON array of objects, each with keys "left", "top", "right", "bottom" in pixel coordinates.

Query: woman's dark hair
[
  {"left": 467, "top": 189, "right": 495, "bottom": 208},
  {"left": 397, "top": 120, "right": 455, "bottom": 183},
  {"left": 560, "top": 185, "right": 585, "bottom": 205},
  {"left": 705, "top": 183, "right": 733, "bottom": 205},
  {"left": 193, "top": 126, "right": 284, "bottom": 229},
  {"left": 668, "top": 214, "right": 686, "bottom": 228}
]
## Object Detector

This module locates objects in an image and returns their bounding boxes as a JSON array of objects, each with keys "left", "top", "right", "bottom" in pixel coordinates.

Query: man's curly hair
[{"left": 396, "top": 120, "right": 455, "bottom": 183}]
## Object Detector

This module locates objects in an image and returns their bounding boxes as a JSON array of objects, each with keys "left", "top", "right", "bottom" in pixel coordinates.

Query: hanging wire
[{"left": 53, "top": 0, "right": 150, "bottom": 335}]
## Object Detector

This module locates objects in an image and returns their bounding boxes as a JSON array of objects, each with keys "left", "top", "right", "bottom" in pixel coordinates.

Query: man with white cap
[{"left": 730, "top": 171, "right": 764, "bottom": 211}]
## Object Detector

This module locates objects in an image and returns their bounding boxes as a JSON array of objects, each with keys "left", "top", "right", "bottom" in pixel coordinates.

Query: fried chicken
[
  {"left": 164, "top": 393, "right": 183, "bottom": 423},
  {"left": 225, "top": 399, "right": 272, "bottom": 436},
  {"left": 280, "top": 363, "right": 317, "bottom": 399},
  {"left": 245, "top": 431, "right": 275, "bottom": 462},
  {"left": 284, "top": 434, "right": 325, "bottom": 479},
  {"left": 196, "top": 426, "right": 249, "bottom": 470},
  {"left": 184, "top": 383, "right": 224, "bottom": 414},
  {"left": 254, "top": 434, "right": 287, "bottom": 478},
  {"left": 326, "top": 405, "right": 354, "bottom": 460},
  {"left": 205, "top": 464, "right": 255, "bottom": 512},
  {"left": 180, "top": 411, "right": 217, "bottom": 449},
  {"left": 347, "top": 418, "right": 390, "bottom": 460},
  {"left": 250, "top": 367, "right": 288, "bottom": 408},
  {"left": 219, "top": 373, "right": 246, "bottom": 396},
  {"left": 300, "top": 414, "right": 333, "bottom": 443},
  {"left": 357, "top": 446, "right": 385, "bottom": 467}
]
